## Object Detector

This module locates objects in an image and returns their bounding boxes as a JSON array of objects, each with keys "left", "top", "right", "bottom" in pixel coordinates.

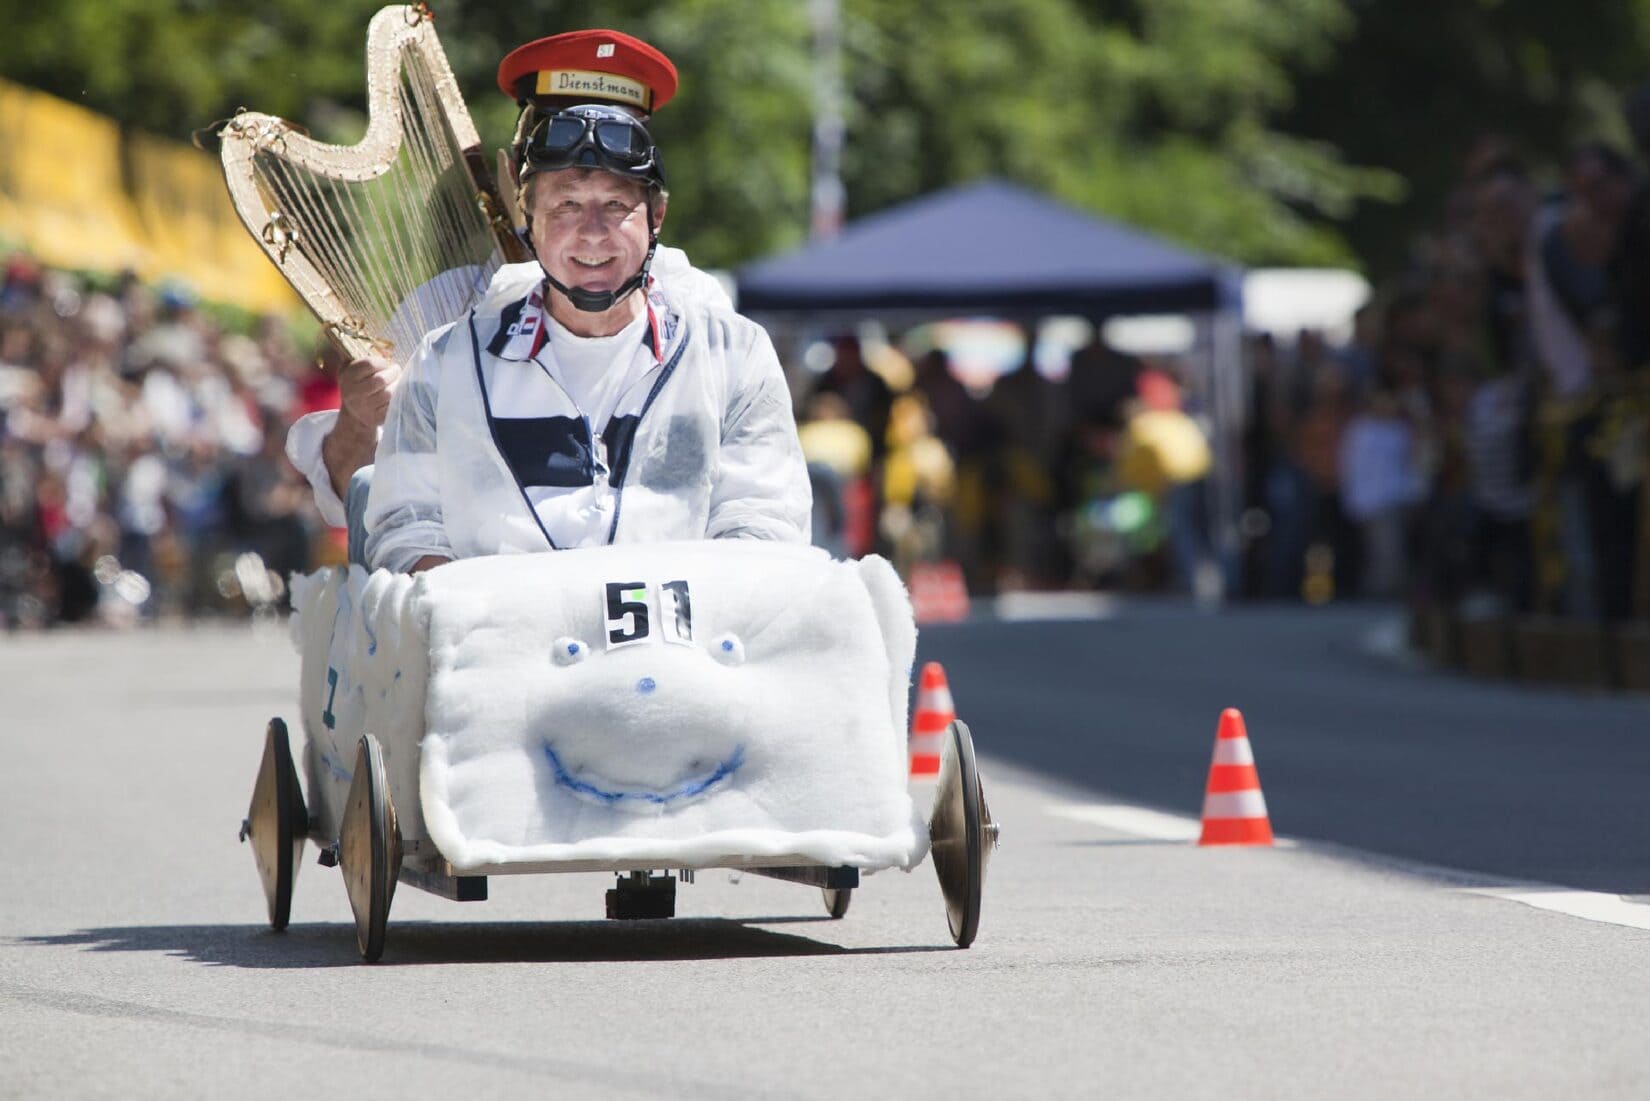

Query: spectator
[
  {"left": 0, "top": 251, "right": 333, "bottom": 627},
  {"left": 797, "top": 391, "right": 874, "bottom": 559},
  {"left": 1527, "top": 144, "right": 1637, "bottom": 617},
  {"left": 813, "top": 334, "right": 892, "bottom": 461},
  {"left": 981, "top": 348, "right": 1060, "bottom": 589},
  {"left": 1293, "top": 358, "right": 1357, "bottom": 598},
  {"left": 911, "top": 347, "right": 981, "bottom": 460},
  {"left": 1115, "top": 368, "right": 1215, "bottom": 596},
  {"left": 881, "top": 391, "right": 956, "bottom": 577},
  {"left": 1340, "top": 387, "right": 1424, "bottom": 597},
  {"left": 1612, "top": 85, "right": 1650, "bottom": 374}
]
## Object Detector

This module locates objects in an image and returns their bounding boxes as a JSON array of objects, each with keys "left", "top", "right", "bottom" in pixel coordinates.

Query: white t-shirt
[
  {"left": 539, "top": 310, "right": 652, "bottom": 451},
  {"left": 491, "top": 308, "right": 655, "bottom": 547}
]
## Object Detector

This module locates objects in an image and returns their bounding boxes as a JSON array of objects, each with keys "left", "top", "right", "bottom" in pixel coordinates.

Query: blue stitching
[
  {"left": 322, "top": 666, "right": 338, "bottom": 729},
  {"left": 323, "top": 590, "right": 348, "bottom": 753},
  {"left": 542, "top": 740, "right": 744, "bottom": 806},
  {"left": 318, "top": 750, "right": 352, "bottom": 783}
]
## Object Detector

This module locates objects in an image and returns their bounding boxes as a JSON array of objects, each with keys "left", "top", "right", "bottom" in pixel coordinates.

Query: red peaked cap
[{"left": 497, "top": 30, "right": 678, "bottom": 115}]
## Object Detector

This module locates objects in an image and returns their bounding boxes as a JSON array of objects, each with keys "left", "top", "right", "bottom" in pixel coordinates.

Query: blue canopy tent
[
  {"left": 736, "top": 179, "right": 1234, "bottom": 319},
  {"left": 735, "top": 179, "right": 1247, "bottom": 596}
]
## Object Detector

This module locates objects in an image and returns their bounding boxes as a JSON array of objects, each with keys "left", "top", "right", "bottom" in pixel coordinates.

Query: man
[
  {"left": 1462, "top": 157, "right": 1539, "bottom": 613},
  {"left": 285, "top": 32, "right": 811, "bottom": 567},
  {"left": 362, "top": 30, "right": 809, "bottom": 571}
]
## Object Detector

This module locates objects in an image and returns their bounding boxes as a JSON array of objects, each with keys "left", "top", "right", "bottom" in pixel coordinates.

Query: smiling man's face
[{"left": 527, "top": 168, "right": 663, "bottom": 336}]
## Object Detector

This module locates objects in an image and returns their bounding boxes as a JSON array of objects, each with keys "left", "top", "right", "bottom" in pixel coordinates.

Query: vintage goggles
[{"left": 520, "top": 105, "right": 664, "bottom": 187}]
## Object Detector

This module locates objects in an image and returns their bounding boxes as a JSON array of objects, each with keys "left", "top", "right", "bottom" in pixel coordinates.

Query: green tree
[
  {"left": 1282, "top": 0, "right": 1650, "bottom": 278},
  {"left": 321, "top": 0, "right": 819, "bottom": 269},
  {"left": 0, "top": 0, "right": 382, "bottom": 136},
  {"left": 20, "top": 0, "right": 1565, "bottom": 273},
  {"left": 449, "top": 0, "right": 1401, "bottom": 267},
  {"left": 842, "top": 0, "right": 1400, "bottom": 266}
]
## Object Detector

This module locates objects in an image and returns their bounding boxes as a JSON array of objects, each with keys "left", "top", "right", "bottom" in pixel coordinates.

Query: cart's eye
[
  {"left": 553, "top": 637, "right": 591, "bottom": 666},
  {"left": 710, "top": 633, "right": 744, "bottom": 666}
]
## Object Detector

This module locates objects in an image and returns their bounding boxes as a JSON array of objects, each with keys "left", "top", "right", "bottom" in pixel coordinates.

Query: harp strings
[
  {"left": 394, "top": 52, "right": 496, "bottom": 347},
  {"left": 243, "top": 40, "right": 503, "bottom": 362}
]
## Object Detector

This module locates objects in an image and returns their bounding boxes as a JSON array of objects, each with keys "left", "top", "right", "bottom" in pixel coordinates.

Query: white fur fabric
[
  {"left": 290, "top": 567, "right": 428, "bottom": 843},
  {"left": 290, "top": 542, "right": 924, "bottom": 873}
]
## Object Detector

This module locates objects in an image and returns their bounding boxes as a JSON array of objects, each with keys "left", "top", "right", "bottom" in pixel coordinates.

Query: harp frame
[{"left": 219, "top": 3, "right": 528, "bottom": 360}]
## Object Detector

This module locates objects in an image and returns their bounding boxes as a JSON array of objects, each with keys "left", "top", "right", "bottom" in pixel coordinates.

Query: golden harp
[{"left": 219, "top": 4, "right": 529, "bottom": 361}]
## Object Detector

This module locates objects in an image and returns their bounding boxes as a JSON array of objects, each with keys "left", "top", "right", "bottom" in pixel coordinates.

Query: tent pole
[
  {"left": 1212, "top": 301, "right": 1247, "bottom": 602},
  {"left": 1194, "top": 304, "right": 1246, "bottom": 604}
]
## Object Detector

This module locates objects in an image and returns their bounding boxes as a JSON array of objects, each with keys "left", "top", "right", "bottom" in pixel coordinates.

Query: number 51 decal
[{"left": 605, "top": 579, "right": 693, "bottom": 649}]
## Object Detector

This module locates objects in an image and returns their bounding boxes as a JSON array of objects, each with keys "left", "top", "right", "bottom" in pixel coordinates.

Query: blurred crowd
[
  {"left": 0, "top": 256, "right": 338, "bottom": 628},
  {"left": 1240, "top": 107, "right": 1650, "bottom": 621},
  {"left": 1, "top": 249, "right": 1232, "bottom": 630},
  {"left": 9, "top": 92, "right": 1650, "bottom": 629},
  {"left": 802, "top": 97, "right": 1650, "bottom": 623},
  {"left": 795, "top": 329, "right": 1219, "bottom": 598}
]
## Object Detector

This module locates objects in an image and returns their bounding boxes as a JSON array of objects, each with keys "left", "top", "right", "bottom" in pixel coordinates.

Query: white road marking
[
  {"left": 1048, "top": 802, "right": 1650, "bottom": 933},
  {"left": 1047, "top": 803, "right": 1203, "bottom": 841},
  {"left": 991, "top": 592, "right": 1117, "bottom": 621},
  {"left": 1461, "top": 887, "right": 1650, "bottom": 932}
]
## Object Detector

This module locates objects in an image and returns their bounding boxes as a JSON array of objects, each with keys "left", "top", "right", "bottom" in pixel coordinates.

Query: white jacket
[
  {"left": 284, "top": 248, "right": 731, "bottom": 527},
  {"left": 362, "top": 267, "right": 811, "bottom": 572}
]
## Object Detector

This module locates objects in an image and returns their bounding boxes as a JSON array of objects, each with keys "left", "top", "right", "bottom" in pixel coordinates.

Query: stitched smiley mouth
[{"left": 542, "top": 741, "right": 746, "bottom": 808}]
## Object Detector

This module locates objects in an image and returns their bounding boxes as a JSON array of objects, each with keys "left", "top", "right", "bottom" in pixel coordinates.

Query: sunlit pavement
[{"left": 3, "top": 608, "right": 1647, "bottom": 1098}]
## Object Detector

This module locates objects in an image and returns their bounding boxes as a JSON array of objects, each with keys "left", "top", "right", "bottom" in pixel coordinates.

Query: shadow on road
[{"left": 11, "top": 919, "right": 952, "bottom": 968}]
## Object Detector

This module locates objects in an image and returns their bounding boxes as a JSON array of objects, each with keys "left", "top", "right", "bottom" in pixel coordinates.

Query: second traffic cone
[
  {"left": 909, "top": 661, "right": 954, "bottom": 777},
  {"left": 1198, "top": 708, "right": 1274, "bottom": 845}
]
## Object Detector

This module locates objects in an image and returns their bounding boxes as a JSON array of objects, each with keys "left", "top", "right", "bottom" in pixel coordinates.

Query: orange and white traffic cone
[
  {"left": 1198, "top": 708, "right": 1274, "bottom": 845},
  {"left": 909, "top": 661, "right": 954, "bottom": 777}
]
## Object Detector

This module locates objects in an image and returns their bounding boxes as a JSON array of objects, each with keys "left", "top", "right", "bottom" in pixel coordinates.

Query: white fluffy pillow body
[{"left": 292, "top": 541, "right": 926, "bottom": 874}]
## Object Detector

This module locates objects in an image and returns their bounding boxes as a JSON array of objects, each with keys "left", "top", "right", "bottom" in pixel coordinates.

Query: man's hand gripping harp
[{"left": 218, "top": 4, "right": 530, "bottom": 362}]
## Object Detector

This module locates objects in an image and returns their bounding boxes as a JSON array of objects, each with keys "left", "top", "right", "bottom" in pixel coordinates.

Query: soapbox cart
[{"left": 241, "top": 546, "right": 999, "bottom": 961}]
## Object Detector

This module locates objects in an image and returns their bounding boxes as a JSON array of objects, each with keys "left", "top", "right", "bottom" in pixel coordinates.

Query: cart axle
[{"left": 606, "top": 871, "right": 676, "bottom": 919}]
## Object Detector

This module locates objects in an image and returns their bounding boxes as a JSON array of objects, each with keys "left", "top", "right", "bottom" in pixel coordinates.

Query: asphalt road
[
  {"left": 921, "top": 603, "right": 1650, "bottom": 894},
  {"left": 3, "top": 607, "right": 1648, "bottom": 1098}
]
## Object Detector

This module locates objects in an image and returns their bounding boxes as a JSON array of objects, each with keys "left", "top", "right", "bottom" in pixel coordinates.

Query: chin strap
[{"left": 530, "top": 191, "right": 660, "bottom": 314}]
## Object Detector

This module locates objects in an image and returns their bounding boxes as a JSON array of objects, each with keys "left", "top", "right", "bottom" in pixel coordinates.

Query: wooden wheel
[
  {"left": 338, "top": 733, "right": 401, "bottom": 962},
  {"left": 822, "top": 887, "right": 852, "bottom": 919},
  {"left": 928, "top": 719, "right": 997, "bottom": 948},
  {"left": 244, "top": 718, "right": 308, "bottom": 931}
]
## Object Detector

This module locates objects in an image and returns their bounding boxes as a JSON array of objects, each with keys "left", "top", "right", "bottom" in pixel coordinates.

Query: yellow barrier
[{"left": 0, "top": 79, "right": 297, "bottom": 315}]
